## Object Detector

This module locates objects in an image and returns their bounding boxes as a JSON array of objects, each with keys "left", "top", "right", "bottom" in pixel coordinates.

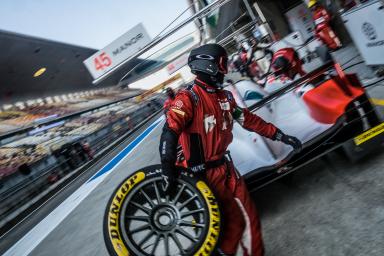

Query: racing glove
[{"left": 274, "top": 129, "right": 302, "bottom": 153}]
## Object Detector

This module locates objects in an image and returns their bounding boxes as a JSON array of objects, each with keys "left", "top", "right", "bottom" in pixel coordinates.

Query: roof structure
[{"left": 0, "top": 30, "right": 158, "bottom": 104}]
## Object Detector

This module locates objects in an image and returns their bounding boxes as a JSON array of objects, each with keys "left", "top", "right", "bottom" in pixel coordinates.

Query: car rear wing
[{"left": 247, "top": 60, "right": 359, "bottom": 112}]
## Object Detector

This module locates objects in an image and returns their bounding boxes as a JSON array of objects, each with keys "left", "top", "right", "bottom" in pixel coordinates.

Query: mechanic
[
  {"left": 308, "top": 0, "right": 341, "bottom": 50},
  {"left": 159, "top": 44, "right": 302, "bottom": 255},
  {"left": 239, "top": 41, "right": 260, "bottom": 80},
  {"left": 163, "top": 87, "right": 175, "bottom": 114},
  {"left": 267, "top": 47, "right": 306, "bottom": 85},
  {"left": 230, "top": 41, "right": 262, "bottom": 81}
]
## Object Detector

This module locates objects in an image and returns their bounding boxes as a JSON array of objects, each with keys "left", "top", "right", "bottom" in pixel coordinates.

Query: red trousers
[{"left": 205, "top": 162, "right": 264, "bottom": 255}]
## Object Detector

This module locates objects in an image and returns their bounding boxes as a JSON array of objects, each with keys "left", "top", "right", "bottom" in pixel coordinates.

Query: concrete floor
[{"left": 255, "top": 149, "right": 384, "bottom": 256}]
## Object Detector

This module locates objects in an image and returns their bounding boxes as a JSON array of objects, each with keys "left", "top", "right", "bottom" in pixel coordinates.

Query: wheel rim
[{"left": 120, "top": 177, "right": 209, "bottom": 256}]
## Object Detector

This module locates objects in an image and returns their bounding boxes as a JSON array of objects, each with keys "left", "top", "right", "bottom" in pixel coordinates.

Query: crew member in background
[
  {"left": 308, "top": 0, "right": 341, "bottom": 50},
  {"left": 159, "top": 44, "right": 302, "bottom": 255},
  {"left": 231, "top": 41, "right": 262, "bottom": 81},
  {"left": 266, "top": 47, "right": 306, "bottom": 88},
  {"left": 163, "top": 87, "right": 175, "bottom": 114}
]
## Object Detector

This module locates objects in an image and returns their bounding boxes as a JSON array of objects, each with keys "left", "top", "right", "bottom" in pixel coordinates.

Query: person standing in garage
[
  {"left": 267, "top": 47, "right": 306, "bottom": 85},
  {"left": 159, "top": 44, "right": 302, "bottom": 255},
  {"left": 308, "top": 0, "right": 341, "bottom": 50}
]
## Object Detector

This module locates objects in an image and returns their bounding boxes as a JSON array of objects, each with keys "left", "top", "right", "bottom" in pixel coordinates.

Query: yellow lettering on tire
[
  {"left": 107, "top": 171, "right": 146, "bottom": 256},
  {"left": 195, "top": 181, "right": 221, "bottom": 256}
]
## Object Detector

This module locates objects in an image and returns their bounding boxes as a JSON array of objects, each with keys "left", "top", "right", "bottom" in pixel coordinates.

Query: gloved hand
[
  {"left": 161, "top": 163, "right": 178, "bottom": 194},
  {"left": 274, "top": 129, "right": 302, "bottom": 153}
]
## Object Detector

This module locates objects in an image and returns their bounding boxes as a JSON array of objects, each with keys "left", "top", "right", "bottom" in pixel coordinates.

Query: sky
[{"left": 0, "top": 0, "right": 196, "bottom": 49}]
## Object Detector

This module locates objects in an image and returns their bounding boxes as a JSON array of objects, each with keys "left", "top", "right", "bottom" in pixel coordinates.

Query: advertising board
[
  {"left": 342, "top": 0, "right": 384, "bottom": 65},
  {"left": 83, "top": 23, "right": 151, "bottom": 80}
]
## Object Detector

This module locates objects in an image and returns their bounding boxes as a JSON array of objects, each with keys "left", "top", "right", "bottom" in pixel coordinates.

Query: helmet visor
[{"left": 189, "top": 59, "right": 219, "bottom": 76}]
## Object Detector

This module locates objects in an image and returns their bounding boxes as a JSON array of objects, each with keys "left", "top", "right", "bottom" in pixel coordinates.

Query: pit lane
[{"left": 256, "top": 149, "right": 384, "bottom": 255}]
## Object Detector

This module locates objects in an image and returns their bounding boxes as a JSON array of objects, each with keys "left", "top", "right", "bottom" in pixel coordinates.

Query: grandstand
[
  {"left": 0, "top": 96, "right": 161, "bottom": 179},
  {"left": 0, "top": 87, "right": 139, "bottom": 135}
]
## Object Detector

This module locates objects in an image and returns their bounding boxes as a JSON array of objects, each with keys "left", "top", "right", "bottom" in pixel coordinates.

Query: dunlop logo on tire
[
  {"left": 195, "top": 181, "right": 221, "bottom": 256},
  {"left": 107, "top": 171, "right": 146, "bottom": 256}
]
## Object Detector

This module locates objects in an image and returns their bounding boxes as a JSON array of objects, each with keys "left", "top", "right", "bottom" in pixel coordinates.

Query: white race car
[{"left": 226, "top": 61, "right": 381, "bottom": 188}]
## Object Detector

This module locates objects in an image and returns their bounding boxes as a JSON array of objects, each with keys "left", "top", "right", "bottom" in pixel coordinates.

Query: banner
[{"left": 83, "top": 23, "right": 151, "bottom": 80}]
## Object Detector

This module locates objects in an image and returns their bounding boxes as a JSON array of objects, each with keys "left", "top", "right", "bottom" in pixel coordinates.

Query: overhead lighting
[{"left": 33, "top": 67, "right": 46, "bottom": 77}]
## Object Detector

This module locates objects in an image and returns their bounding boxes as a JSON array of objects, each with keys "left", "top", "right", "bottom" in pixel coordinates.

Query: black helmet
[
  {"left": 188, "top": 44, "right": 228, "bottom": 76},
  {"left": 271, "top": 55, "right": 290, "bottom": 76},
  {"left": 271, "top": 48, "right": 302, "bottom": 78}
]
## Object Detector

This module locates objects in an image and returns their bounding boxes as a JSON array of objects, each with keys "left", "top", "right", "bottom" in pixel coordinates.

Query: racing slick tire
[{"left": 103, "top": 165, "right": 221, "bottom": 256}]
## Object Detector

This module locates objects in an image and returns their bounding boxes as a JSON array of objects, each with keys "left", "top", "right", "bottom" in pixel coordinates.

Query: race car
[{"left": 226, "top": 60, "right": 381, "bottom": 189}]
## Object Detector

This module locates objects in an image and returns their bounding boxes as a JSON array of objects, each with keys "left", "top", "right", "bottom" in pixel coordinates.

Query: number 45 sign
[
  {"left": 83, "top": 23, "right": 151, "bottom": 81},
  {"left": 94, "top": 52, "right": 112, "bottom": 71}
]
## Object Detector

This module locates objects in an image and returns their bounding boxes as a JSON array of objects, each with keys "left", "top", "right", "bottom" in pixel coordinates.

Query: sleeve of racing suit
[
  {"left": 159, "top": 91, "right": 194, "bottom": 167},
  {"left": 229, "top": 91, "right": 278, "bottom": 139},
  {"left": 159, "top": 123, "right": 179, "bottom": 170}
]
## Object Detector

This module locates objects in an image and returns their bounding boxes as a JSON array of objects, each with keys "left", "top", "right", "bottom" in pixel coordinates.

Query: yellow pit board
[{"left": 354, "top": 122, "right": 384, "bottom": 146}]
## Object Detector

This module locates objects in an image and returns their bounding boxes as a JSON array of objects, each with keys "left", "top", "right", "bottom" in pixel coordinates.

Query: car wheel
[{"left": 103, "top": 165, "right": 221, "bottom": 256}]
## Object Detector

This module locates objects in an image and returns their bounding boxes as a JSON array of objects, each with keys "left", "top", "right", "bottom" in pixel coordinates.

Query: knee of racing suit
[{"left": 205, "top": 167, "right": 247, "bottom": 255}]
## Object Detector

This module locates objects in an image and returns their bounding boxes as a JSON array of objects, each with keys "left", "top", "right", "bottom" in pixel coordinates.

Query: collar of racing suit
[{"left": 195, "top": 78, "right": 220, "bottom": 93}]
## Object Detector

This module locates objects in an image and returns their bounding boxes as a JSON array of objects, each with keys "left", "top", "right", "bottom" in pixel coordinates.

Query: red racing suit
[
  {"left": 312, "top": 5, "right": 341, "bottom": 50},
  {"left": 165, "top": 79, "right": 278, "bottom": 255},
  {"left": 271, "top": 48, "right": 306, "bottom": 78}
]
